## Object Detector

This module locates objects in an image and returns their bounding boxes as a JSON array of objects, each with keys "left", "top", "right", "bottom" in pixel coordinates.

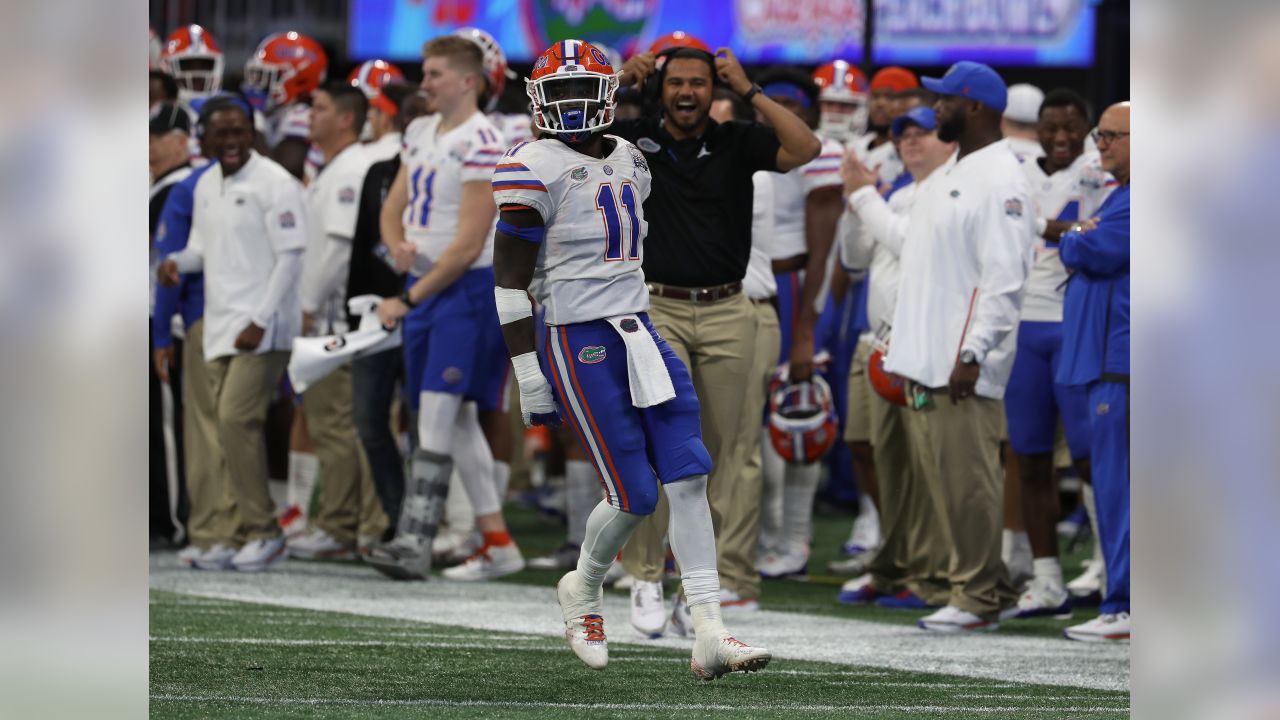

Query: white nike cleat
[
  {"left": 230, "top": 537, "right": 287, "bottom": 573},
  {"left": 668, "top": 593, "right": 693, "bottom": 637},
  {"left": 556, "top": 570, "right": 608, "bottom": 670},
  {"left": 1004, "top": 576, "right": 1073, "bottom": 620},
  {"left": 918, "top": 605, "right": 998, "bottom": 632},
  {"left": 1064, "top": 611, "right": 1130, "bottom": 642},
  {"left": 757, "top": 549, "right": 808, "bottom": 579},
  {"left": 191, "top": 543, "right": 237, "bottom": 570},
  {"left": 441, "top": 542, "right": 525, "bottom": 581},
  {"left": 690, "top": 634, "right": 771, "bottom": 681},
  {"left": 1067, "top": 558, "right": 1105, "bottom": 600},
  {"left": 287, "top": 528, "right": 356, "bottom": 561},
  {"left": 176, "top": 544, "right": 204, "bottom": 567},
  {"left": 630, "top": 580, "right": 666, "bottom": 638}
]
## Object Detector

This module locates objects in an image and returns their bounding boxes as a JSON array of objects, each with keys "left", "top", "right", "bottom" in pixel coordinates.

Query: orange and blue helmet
[
  {"left": 527, "top": 39, "right": 619, "bottom": 144},
  {"left": 242, "top": 31, "right": 328, "bottom": 112},
  {"left": 161, "top": 24, "right": 224, "bottom": 102},
  {"left": 454, "top": 27, "right": 513, "bottom": 110},
  {"left": 349, "top": 59, "right": 405, "bottom": 115},
  {"left": 647, "top": 31, "right": 711, "bottom": 55}
]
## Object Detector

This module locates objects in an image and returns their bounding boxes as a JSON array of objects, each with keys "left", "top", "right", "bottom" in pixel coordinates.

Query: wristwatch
[
  {"left": 399, "top": 289, "right": 418, "bottom": 308},
  {"left": 959, "top": 349, "right": 979, "bottom": 366},
  {"left": 742, "top": 83, "right": 762, "bottom": 103}
]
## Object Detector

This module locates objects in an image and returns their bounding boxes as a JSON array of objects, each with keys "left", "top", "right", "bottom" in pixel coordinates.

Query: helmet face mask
[
  {"left": 162, "top": 25, "right": 224, "bottom": 102},
  {"left": 526, "top": 41, "right": 618, "bottom": 144},
  {"left": 767, "top": 374, "right": 838, "bottom": 464}
]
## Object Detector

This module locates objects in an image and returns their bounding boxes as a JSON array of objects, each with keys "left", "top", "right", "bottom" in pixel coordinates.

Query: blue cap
[
  {"left": 921, "top": 61, "right": 1007, "bottom": 112},
  {"left": 891, "top": 106, "right": 937, "bottom": 137}
]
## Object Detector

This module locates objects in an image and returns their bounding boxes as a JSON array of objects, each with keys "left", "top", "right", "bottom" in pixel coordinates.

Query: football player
[
  {"left": 242, "top": 31, "right": 328, "bottom": 181},
  {"left": 366, "top": 35, "right": 524, "bottom": 582},
  {"left": 748, "top": 68, "right": 846, "bottom": 579},
  {"left": 812, "top": 59, "right": 868, "bottom": 145},
  {"left": 159, "top": 24, "right": 224, "bottom": 110},
  {"left": 1002, "top": 89, "right": 1115, "bottom": 620},
  {"left": 491, "top": 39, "right": 770, "bottom": 680}
]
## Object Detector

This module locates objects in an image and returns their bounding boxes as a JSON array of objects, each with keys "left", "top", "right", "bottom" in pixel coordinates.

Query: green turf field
[{"left": 149, "top": 505, "right": 1129, "bottom": 718}]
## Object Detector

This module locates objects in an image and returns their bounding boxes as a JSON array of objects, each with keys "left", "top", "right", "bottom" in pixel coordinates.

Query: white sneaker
[
  {"left": 719, "top": 588, "right": 760, "bottom": 614},
  {"left": 758, "top": 549, "right": 808, "bottom": 579},
  {"left": 441, "top": 542, "right": 525, "bottom": 581},
  {"left": 277, "top": 504, "right": 307, "bottom": 539},
  {"left": 827, "top": 553, "right": 873, "bottom": 576},
  {"left": 842, "top": 512, "right": 881, "bottom": 556},
  {"left": 1067, "top": 559, "right": 1105, "bottom": 599},
  {"left": 287, "top": 528, "right": 355, "bottom": 561},
  {"left": 690, "top": 634, "right": 771, "bottom": 681},
  {"left": 177, "top": 545, "right": 204, "bottom": 567},
  {"left": 668, "top": 593, "right": 693, "bottom": 637},
  {"left": 917, "top": 605, "right": 998, "bottom": 632},
  {"left": 231, "top": 537, "right": 287, "bottom": 572},
  {"left": 630, "top": 580, "right": 666, "bottom": 638},
  {"left": 433, "top": 528, "right": 481, "bottom": 563},
  {"left": 1005, "top": 576, "right": 1073, "bottom": 620},
  {"left": 556, "top": 570, "right": 608, "bottom": 670},
  {"left": 1064, "top": 611, "right": 1130, "bottom": 642},
  {"left": 191, "top": 543, "right": 237, "bottom": 570}
]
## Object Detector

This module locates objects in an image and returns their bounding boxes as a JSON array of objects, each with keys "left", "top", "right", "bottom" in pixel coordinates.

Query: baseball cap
[
  {"left": 150, "top": 102, "right": 192, "bottom": 135},
  {"left": 1004, "top": 84, "right": 1044, "bottom": 123},
  {"left": 891, "top": 106, "right": 938, "bottom": 137},
  {"left": 869, "top": 66, "right": 918, "bottom": 93},
  {"left": 921, "top": 61, "right": 1008, "bottom": 113}
]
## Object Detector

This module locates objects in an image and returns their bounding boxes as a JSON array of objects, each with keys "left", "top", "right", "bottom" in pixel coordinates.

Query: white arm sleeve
[
  {"left": 299, "top": 232, "right": 352, "bottom": 314},
  {"left": 850, "top": 186, "right": 910, "bottom": 258},
  {"left": 251, "top": 248, "right": 303, "bottom": 328}
]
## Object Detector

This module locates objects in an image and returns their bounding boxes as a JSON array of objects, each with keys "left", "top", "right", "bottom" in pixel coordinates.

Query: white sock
[
  {"left": 287, "top": 451, "right": 319, "bottom": 516},
  {"left": 781, "top": 462, "right": 820, "bottom": 553},
  {"left": 451, "top": 402, "right": 500, "bottom": 517},
  {"left": 1001, "top": 528, "right": 1016, "bottom": 565},
  {"left": 566, "top": 460, "right": 599, "bottom": 547},
  {"left": 1033, "top": 557, "right": 1063, "bottom": 586},
  {"left": 858, "top": 491, "right": 879, "bottom": 526},
  {"left": 493, "top": 460, "right": 511, "bottom": 504},
  {"left": 664, "top": 475, "right": 720, "bottom": 608},
  {"left": 759, "top": 429, "right": 785, "bottom": 552},
  {"left": 443, "top": 470, "right": 475, "bottom": 536},
  {"left": 576, "top": 500, "right": 643, "bottom": 591}
]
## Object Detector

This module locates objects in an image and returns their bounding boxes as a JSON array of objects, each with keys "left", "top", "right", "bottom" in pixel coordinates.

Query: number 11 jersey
[{"left": 492, "top": 136, "right": 652, "bottom": 326}]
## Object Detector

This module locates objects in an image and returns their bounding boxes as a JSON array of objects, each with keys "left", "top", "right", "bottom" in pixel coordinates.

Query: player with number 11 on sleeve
[{"left": 491, "top": 39, "right": 770, "bottom": 681}]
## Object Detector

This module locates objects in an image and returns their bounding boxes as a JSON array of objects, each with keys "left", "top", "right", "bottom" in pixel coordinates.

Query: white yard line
[
  {"left": 150, "top": 693, "right": 1130, "bottom": 714},
  {"left": 149, "top": 554, "right": 1129, "bottom": 691}
]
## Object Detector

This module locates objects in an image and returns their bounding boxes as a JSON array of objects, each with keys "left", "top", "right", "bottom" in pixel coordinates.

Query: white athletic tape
[{"left": 494, "top": 287, "right": 532, "bottom": 325}]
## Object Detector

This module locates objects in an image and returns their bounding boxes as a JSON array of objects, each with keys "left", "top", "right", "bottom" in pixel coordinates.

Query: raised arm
[{"left": 713, "top": 48, "right": 819, "bottom": 171}]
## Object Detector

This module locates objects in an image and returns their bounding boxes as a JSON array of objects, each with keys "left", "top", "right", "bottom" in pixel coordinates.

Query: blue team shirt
[
  {"left": 152, "top": 163, "right": 212, "bottom": 348},
  {"left": 1055, "top": 183, "right": 1130, "bottom": 384}
]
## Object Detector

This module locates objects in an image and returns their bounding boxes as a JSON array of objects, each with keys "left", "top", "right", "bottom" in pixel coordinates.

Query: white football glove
[{"left": 511, "top": 352, "right": 562, "bottom": 428}]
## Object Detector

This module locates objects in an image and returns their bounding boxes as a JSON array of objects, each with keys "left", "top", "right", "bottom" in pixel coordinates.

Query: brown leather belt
[
  {"left": 771, "top": 253, "right": 808, "bottom": 274},
  {"left": 646, "top": 281, "right": 743, "bottom": 303}
]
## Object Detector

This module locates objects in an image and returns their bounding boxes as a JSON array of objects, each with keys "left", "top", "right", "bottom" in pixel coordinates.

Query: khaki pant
[
  {"left": 903, "top": 392, "right": 1017, "bottom": 617},
  {"left": 622, "top": 292, "right": 757, "bottom": 595},
  {"left": 304, "top": 363, "right": 388, "bottom": 545},
  {"left": 844, "top": 335, "right": 873, "bottom": 443},
  {"left": 182, "top": 319, "right": 239, "bottom": 548},
  {"left": 207, "top": 350, "right": 290, "bottom": 542}
]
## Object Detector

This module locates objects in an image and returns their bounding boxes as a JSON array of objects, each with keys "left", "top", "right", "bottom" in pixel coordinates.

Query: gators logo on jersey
[{"left": 578, "top": 346, "right": 607, "bottom": 364}]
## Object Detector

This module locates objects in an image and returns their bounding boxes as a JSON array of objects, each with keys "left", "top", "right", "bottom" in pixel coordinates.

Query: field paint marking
[
  {"left": 150, "top": 694, "right": 1130, "bottom": 714},
  {"left": 149, "top": 554, "right": 1129, "bottom": 691},
  {"left": 151, "top": 636, "right": 574, "bottom": 652}
]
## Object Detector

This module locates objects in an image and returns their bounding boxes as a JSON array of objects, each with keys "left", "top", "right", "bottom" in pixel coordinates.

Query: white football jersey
[
  {"left": 401, "top": 112, "right": 506, "bottom": 274},
  {"left": 752, "top": 136, "right": 844, "bottom": 261},
  {"left": 1020, "top": 151, "right": 1116, "bottom": 322},
  {"left": 492, "top": 136, "right": 652, "bottom": 326},
  {"left": 488, "top": 112, "right": 534, "bottom": 147}
]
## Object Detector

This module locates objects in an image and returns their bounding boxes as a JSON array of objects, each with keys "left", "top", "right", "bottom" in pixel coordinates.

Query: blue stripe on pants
[{"left": 1088, "top": 380, "right": 1130, "bottom": 614}]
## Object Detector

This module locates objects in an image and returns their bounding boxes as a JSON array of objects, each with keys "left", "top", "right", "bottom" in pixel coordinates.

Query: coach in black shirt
[{"left": 608, "top": 46, "right": 820, "bottom": 623}]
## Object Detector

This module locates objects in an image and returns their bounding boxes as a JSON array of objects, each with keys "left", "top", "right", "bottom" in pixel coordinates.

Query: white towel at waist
[
  {"left": 605, "top": 314, "right": 675, "bottom": 408},
  {"left": 288, "top": 294, "right": 402, "bottom": 393}
]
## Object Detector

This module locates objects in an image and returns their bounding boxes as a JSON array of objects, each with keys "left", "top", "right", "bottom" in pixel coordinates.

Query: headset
[{"left": 641, "top": 45, "right": 722, "bottom": 119}]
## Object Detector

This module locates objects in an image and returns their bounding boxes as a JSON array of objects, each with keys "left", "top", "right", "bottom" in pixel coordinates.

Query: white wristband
[
  {"left": 510, "top": 351, "right": 544, "bottom": 387},
  {"left": 495, "top": 287, "right": 533, "bottom": 325},
  {"left": 1035, "top": 217, "right": 1048, "bottom": 236}
]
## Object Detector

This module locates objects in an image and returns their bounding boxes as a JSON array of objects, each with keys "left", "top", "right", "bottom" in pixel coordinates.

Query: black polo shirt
[
  {"left": 345, "top": 156, "right": 405, "bottom": 327},
  {"left": 611, "top": 117, "right": 780, "bottom": 287}
]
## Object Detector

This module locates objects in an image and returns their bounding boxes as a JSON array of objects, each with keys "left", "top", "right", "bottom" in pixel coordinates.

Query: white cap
[{"left": 1004, "top": 83, "right": 1044, "bottom": 124}]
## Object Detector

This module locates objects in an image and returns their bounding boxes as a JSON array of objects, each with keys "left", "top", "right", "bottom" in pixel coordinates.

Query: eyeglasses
[{"left": 1091, "top": 129, "right": 1130, "bottom": 145}]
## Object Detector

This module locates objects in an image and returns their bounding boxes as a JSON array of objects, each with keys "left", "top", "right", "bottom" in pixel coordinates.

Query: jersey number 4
[{"left": 596, "top": 182, "right": 640, "bottom": 262}]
